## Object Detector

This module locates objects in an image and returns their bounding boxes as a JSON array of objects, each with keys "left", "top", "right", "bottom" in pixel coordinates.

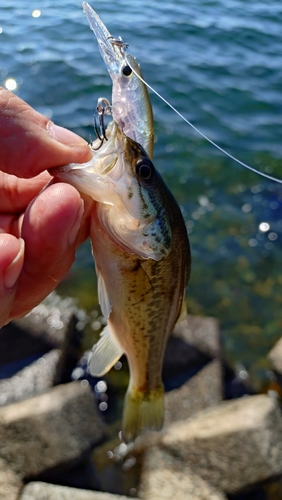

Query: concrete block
[
  {"left": 0, "top": 382, "right": 104, "bottom": 479},
  {"left": 268, "top": 337, "right": 282, "bottom": 375},
  {"left": 140, "top": 446, "right": 227, "bottom": 500},
  {"left": 20, "top": 482, "right": 129, "bottom": 500},
  {"left": 0, "top": 458, "right": 22, "bottom": 500},
  {"left": 161, "top": 394, "right": 282, "bottom": 494},
  {"left": 173, "top": 315, "right": 221, "bottom": 359},
  {"left": 164, "top": 359, "right": 222, "bottom": 426},
  {"left": 0, "top": 350, "right": 61, "bottom": 406}
]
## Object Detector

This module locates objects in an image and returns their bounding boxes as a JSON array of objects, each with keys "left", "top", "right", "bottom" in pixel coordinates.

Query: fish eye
[
  {"left": 122, "top": 65, "right": 132, "bottom": 77},
  {"left": 136, "top": 158, "right": 154, "bottom": 180}
]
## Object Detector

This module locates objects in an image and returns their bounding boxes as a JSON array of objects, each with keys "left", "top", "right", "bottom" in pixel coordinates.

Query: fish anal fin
[
  {"left": 88, "top": 325, "right": 123, "bottom": 377},
  {"left": 122, "top": 384, "right": 164, "bottom": 443}
]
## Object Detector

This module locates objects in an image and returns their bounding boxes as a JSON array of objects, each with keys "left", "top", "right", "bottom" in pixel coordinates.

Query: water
[{"left": 1, "top": 0, "right": 282, "bottom": 389}]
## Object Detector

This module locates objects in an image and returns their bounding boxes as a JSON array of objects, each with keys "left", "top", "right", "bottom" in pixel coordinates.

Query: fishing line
[{"left": 127, "top": 59, "right": 282, "bottom": 185}]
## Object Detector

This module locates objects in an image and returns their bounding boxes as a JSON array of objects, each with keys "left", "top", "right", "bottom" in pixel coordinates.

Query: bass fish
[{"left": 52, "top": 120, "right": 190, "bottom": 443}]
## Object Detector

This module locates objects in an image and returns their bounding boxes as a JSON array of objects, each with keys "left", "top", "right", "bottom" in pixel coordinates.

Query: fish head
[
  {"left": 50, "top": 121, "right": 123, "bottom": 204},
  {"left": 101, "top": 132, "right": 172, "bottom": 261},
  {"left": 51, "top": 120, "right": 171, "bottom": 261}
]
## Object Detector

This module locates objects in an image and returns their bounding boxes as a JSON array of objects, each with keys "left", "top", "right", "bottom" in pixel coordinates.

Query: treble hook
[
  {"left": 92, "top": 98, "right": 112, "bottom": 150},
  {"left": 107, "top": 35, "right": 129, "bottom": 53}
]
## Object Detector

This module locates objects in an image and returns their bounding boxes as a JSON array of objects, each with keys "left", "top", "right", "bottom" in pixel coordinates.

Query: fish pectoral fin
[
  {"left": 88, "top": 325, "right": 123, "bottom": 377},
  {"left": 96, "top": 268, "right": 112, "bottom": 319}
]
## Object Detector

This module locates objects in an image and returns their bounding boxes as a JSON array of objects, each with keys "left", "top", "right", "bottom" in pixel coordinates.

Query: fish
[
  {"left": 82, "top": 1, "right": 154, "bottom": 159},
  {"left": 51, "top": 119, "right": 190, "bottom": 442}
]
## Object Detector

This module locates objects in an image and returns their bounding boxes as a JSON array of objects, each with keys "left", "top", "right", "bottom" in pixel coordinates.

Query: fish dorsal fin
[
  {"left": 88, "top": 324, "right": 123, "bottom": 377},
  {"left": 97, "top": 267, "right": 112, "bottom": 319}
]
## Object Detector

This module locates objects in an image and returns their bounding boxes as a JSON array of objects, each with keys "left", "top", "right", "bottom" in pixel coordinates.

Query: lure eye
[
  {"left": 122, "top": 65, "right": 133, "bottom": 77},
  {"left": 135, "top": 158, "right": 154, "bottom": 180}
]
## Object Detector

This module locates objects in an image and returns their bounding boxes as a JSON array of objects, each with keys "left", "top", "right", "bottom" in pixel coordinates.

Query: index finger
[
  {"left": 0, "top": 171, "right": 51, "bottom": 214},
  {"left": 0, "top": 88, "right": 91, "bottom": 178}
]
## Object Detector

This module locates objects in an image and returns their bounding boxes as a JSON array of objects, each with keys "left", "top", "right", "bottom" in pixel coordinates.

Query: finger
[
  {"left": 0, "top": 235, "right": 25, "bottom": 326},
  {"left": 9, "top": 183, "right": 89, "bottom": 319},
  {"left": 0, "top": 88, "right": 91, "bottom": 178},
  {"left": 0, "top": 214, "right": 21, "bottom": 236},
  {"left": 0, "top": 171, "right": 51, "bottom": 213}
]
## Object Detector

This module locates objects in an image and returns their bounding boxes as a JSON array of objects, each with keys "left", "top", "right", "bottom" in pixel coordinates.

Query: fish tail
[{"left": 122, "top": 384, "right": 164, "bottom": 443}]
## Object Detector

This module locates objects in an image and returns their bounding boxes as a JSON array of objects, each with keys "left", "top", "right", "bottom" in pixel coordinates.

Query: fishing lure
[{"left": 83, "top": 2, "right": 154, "bottom": 159}]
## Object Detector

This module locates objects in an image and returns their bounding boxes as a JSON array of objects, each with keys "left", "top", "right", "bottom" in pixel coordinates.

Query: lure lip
[{"left": 82, "top": 1, "right": 127, "bottom": 75}]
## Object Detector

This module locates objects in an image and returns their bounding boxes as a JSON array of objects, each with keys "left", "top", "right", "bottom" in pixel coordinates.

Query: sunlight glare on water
[
  {"left": 31, "top": 9, "right": 41, "bottom": 18},
  {"left": 4, "top": 78, "right": 17, "bottom": 91}
]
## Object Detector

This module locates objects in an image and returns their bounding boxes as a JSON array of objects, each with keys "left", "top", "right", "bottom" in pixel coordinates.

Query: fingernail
[
  {"left": 47, "top": 121, "right": 88, "bottom": 146},
  {"left": 4, "top": 238, "right": 25, "bottom": 289},
  {"left": 68, "top": 201, "right": 85, "bottom": 246}
]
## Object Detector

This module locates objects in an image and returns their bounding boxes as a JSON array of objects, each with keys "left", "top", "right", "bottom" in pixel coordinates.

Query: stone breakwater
[{"left": 0, "top": 292, "right": 282, "bottom": 499}]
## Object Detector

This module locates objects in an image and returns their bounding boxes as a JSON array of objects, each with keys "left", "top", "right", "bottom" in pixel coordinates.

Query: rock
[
  {"left": 140, "top": 446, "right": 227, "bottom": 500},
  {"left": 0, "top": 323, "right": 54, "bottom": 372},
  {"left": 223, "top": 362, "right": 254, "bottom": 400},
  {"left": 0, "top": 292, "right": 87, "bottom": 390},
  {"left": 0, "top": 458, "right": 23, "bottom": 500},
  {"left": 161, "top": 394, "right": 282, "bottom": 494},
  {"left": 0, "top": 292, "right": 87, "bottom": 370},
  {"left": 163, "top": 315, "right": 223, "bottom": 428},
  {"left": 268, "top": 337, "right": 282, "bottom": 379},
  {"left": 20, "top": 482, "right": 129, "bottom": 500},
  {"left": 162, "top": 335, "right": 211, "bottom": 382},
  {"left": 52, "top": 314, "right": 83, "bottom": 386},
  {"left": 34, "top": 454, "right": 99, "bottom": 491},
  {"left": 173, "top": 315, "right": 221, "bottom": 359},
  {"left": 0, "top": 350, "right": 61, "bottom": 406},
  {"left": 13, "top": 292, "right": 86, "bottom": 347},
  {"left": 0, "top": 382, "right": 104, "bottom": 480},
  {"left": 162, "top": 315, "right": 221, "bottom": 394},
  {"left": 164, "top": 359, "right": 222, "bottom": 426}
]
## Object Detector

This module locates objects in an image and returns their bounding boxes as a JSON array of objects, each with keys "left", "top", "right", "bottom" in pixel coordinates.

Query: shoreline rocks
[
  {"left": 139, "top": 446, "right": 227, "bottom": 500},
  {"left": 0, "top": 383, "right": 104, "bottom": 499},
  {"left": 20, "top": 482, "right": 129, "bottom": 500},
  {"left": 164, "top": 358, "right": 223, "bottom": 427},
  {"left": 159, "top": 394, "right": 282, "bottom": 495},
  {"left": 1, "top": 297, "right": 281, "bottom": 499}
]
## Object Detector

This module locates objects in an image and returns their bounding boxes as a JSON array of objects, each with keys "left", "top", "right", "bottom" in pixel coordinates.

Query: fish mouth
[
  {"left": 82, "top": 2, "right": 126, "bottom": 74},
  {"left": 48, "top": 160, "right": 93, "bottom": 179},
  {"left": 49, "top": 121, "right": 120, "bottom": 179}
]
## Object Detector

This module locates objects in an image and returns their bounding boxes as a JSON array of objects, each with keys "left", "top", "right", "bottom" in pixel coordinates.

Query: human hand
[{"left": 0, "top": 88, "right": 92, "bottom": 326}]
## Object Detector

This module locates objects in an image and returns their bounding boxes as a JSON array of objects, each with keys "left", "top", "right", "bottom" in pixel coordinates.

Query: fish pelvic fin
[
  {"left": 88, "top": 324, "right": 123, "bottom": 377},
  {"left": 122, "top": 384, "right": 164, "bottom": 444}
]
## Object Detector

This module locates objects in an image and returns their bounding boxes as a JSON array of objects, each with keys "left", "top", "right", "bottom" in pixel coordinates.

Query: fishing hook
[
  {"left": 107, "top": 35, "right": 128, "bottom": 54},
  {"left": 91, "top": 98, "right": 112, "bottom": 150}
]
